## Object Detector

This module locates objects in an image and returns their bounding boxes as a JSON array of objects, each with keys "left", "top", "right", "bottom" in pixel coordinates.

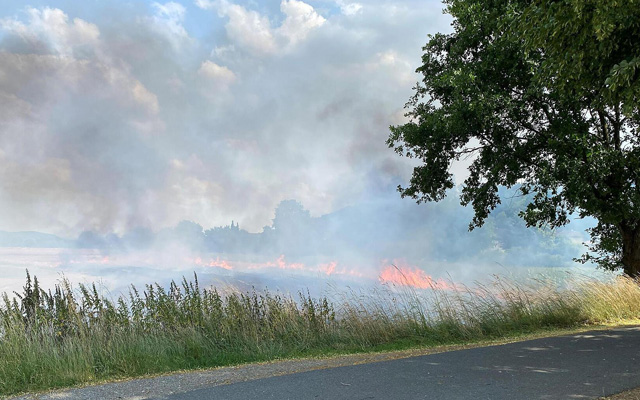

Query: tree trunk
[{"left": 620, "top": 223, "right": 640, "bottom": 277}]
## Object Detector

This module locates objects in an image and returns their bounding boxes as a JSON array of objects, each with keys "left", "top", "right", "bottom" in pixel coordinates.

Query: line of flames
[
  {"left": 192, "top": 256, "right": 459, "bottom": 290},
  {"left": 378, "top": 264, "right": 461, "bottom": 290},
  {"left": 188, "top": 255, "right": 350, "bottom": 277},
  {"left": 8, "top": 247, "right": 460, "bottom": 290}
]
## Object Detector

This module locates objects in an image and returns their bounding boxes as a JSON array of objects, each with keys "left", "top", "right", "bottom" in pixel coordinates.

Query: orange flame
[
  {"left": 187, "top": 256, "right": 234, "bottom": 270},
  {"left": 379, "top": 263, "right": 458, "bottom": 290},
  {"left": 319, "top": 261, "right": 337, "bottom": 276},
  {"left": 189, "top": 254, "right": 346, "bottom": 276},
  {"left": 274, "top": 255, "right": 305, "bottom": 270},
  {"left": 206, "top": 257, "right": 233, "bottom": 270}
]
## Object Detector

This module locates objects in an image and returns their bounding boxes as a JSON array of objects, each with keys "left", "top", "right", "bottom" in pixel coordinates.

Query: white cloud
[
  {"left": 217, "top": 0, "right": 276, "bottom": 55},
  {"left": 372, "top": 50, "right": 413, "bottom": 84},
  {"left": 150, "top": 2, "right": 192, "bottom": 51},
  {"left": 277, "top": 0, "right": 326, "bottom": 47},
  {"left": 211, "top": 44, "right": 236, "bottom": 59},
  {"left": 0, "top": 7, "right": 99, "bottom": 57},
  {"left": 336, "top": 1, "right": 363, "bottom": 16},
  {"left": 212, "top": 0, "right": 325, "bottom": 56},
  {"left": 194, "top": 0, "right": 216, "bottom": 10},
  {"left": 153, "top": 2, "right": 186, "bottom": 23},
  {"left": 131, "top": 80, "right": 161, "bottom": 115},
  {"left": 198, "top": 60, "right": 237, "bottom": 89}
]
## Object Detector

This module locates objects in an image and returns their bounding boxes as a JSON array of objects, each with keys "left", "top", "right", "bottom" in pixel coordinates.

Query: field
[{"left": 1, "top": 270, "right": 639, "bottom": 396}]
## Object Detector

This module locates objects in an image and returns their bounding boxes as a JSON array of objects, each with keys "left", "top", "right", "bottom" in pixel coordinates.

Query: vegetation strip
[
  {"left": 603, "top": 387, "right": 640, "bottom": 400},
  {"left": 7, "top": 325, "right": 626, "bottom": 400},
  {"left": 2, "top": 272, "right": 640, "bottom": 397}
]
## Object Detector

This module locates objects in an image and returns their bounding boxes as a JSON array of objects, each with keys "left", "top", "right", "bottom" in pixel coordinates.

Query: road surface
[
  {"left": 164, "top": 327, "right": 640, "bottom": 400},
  {"left": 12, "top": 327, "right": 640, "bottom": 400}
]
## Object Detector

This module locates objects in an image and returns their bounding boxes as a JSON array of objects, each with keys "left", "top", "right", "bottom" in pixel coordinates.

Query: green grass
[{"left": 1, "top": 270, "right": 640, "bottom": 396}]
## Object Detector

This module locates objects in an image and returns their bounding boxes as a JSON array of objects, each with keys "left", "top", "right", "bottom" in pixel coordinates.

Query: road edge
[{"left": 6, "top": 324, "right": 635, "bottom": 400}]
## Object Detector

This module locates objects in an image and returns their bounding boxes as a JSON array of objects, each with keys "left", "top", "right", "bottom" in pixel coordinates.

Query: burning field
[
  {"left": 0, "top": 246, "right": 472, "bottom": 300},
  {"left": 0, "top": 259, "right": 637, "bottom": 396}
]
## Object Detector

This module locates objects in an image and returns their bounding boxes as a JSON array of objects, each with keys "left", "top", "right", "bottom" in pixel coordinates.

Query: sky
[{"left": 0, "top": 0, "right": 454, "bottom": 236}]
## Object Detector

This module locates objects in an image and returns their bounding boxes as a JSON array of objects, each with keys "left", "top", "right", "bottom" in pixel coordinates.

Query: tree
[
  {"left": 271, "top": 200, "right": 314, "bottom": 255},
  {"left": 272, "top": 200, "right": 311, "bottom": 233},
  {"left": 387, "top": 0, "right": 640, "bottom": 275}
]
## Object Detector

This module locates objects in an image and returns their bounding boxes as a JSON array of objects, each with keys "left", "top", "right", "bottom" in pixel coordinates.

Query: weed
[{"left": 0, "top": 270, "right": 638, "bottom": 396}]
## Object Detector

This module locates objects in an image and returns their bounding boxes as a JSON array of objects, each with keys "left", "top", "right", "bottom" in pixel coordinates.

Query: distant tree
[
  {"left": 122, "top": 227, "right": 155, "bottom": 249},
  {"left": 173, "top": 220, "right": 205, "bottom": 248},
  {"left": 272, "top": 200, "right": 311, "bottom": 233},
  {"left": 175, "top": 220, "right": 204, "bottom": 237},
  {"left": 76, "top": 231, "right": 106, "bottom": 249},
  {"left": 271, "top": 200, "right": 314, "bottom": 255},
  {"left": 76, "top": 231, "right": 122, "bottom": 250},
  {"left": 387, "top": 0, "right": 640, "bottom": 275},
  {"left": 203, "top": 221, "right": 244, "bottom": 252}
]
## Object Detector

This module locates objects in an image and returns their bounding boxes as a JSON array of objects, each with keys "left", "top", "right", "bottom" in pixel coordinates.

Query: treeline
[{"left": 73, "top": 189, "right": 591, "bottom": 267}]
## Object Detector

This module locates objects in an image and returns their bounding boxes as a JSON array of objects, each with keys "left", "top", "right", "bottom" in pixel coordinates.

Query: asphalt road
[{"left": 160, "top": 327, "right": 640, "bottom": 400}]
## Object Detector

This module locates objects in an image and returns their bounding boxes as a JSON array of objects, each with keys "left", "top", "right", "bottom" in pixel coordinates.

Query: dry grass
[
  {"left": 1, "top": 270, "right": 639, "bottom": 396},
  {"left": 602, "top": 387, "right": 640, "bottom": 399}
]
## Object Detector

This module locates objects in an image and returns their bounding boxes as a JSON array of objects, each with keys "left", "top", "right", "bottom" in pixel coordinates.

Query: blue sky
[
  {"left": 1, "top": 0, "right": 348, "bottom": 41},
  {"left": 0, "top": 0, "right": 453, "bottom": 235}
]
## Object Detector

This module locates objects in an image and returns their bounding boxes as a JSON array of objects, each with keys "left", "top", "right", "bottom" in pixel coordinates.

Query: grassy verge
[
  {"left": 603, "top": 386, "right": 640, "bottom": 399},
  {"left": 1, "top": 271, "right": 639, "bottom": 396}
]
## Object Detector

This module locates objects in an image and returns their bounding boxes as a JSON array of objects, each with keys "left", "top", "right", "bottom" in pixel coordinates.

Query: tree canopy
[{"left": 388, "top": 0, "right": 640, "bottom": 275}]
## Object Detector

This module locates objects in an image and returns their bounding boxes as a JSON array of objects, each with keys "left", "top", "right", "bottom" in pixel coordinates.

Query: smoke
[
  {"left": 0, "top": 0, "right": 451, "bottom": 236},
  {"left": 0, "top": 2, "right": 599, "bottom": 298},
  {"left": 0, "top": 189, "right": 595, "bottom": 297}
]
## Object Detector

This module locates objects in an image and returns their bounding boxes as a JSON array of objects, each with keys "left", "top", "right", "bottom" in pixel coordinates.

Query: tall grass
[{"left": 1, "top": 270, "right": 639, "bottom": 396}]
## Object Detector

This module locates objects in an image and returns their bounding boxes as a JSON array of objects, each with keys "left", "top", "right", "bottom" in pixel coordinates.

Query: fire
[
  {"left": 187, "top": 256, "right": 234, "bottom": 270},
  {"left": 206, "top": 257, "right": 233, "bottom": 270},
  {"left": 274, "top": 255, "right": 305, "bottom": 270},
  {"left": 379, "top": 263, "right": 458, "bottom": 290},
  {"left": 319, "top": 261, "right": 337, "bottom": 276},
  {"left": 189, "top": 254, "right": 344, "bottom": 276}
]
